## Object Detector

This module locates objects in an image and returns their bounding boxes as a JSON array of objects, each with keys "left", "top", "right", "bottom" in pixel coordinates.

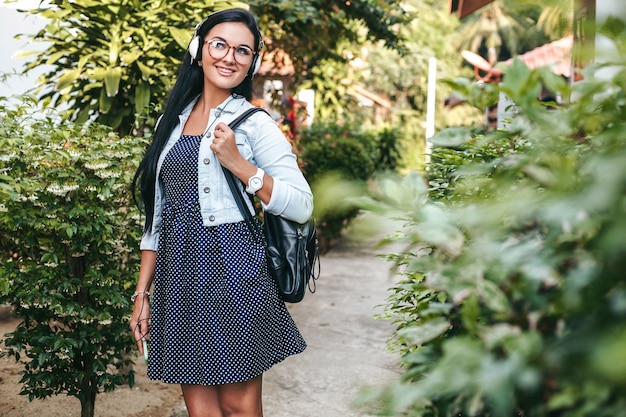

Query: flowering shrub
[{"left": 0, "top": 97, "right": 147, "bottom": 417}]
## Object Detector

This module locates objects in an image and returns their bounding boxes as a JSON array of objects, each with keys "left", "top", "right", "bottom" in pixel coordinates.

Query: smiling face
[{"left": 199, "top": 22, "right": 256, "bottom": 93}]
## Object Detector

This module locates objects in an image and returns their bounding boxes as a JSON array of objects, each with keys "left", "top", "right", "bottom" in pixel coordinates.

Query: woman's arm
[
  {"left": 211, "top": 121, "right": 274, "bottom": 204},
  {"left": 211, "top": 112, "right": 313, "bottom": 222},
  {"left": 129, "top": 250, "right": 156, "bottom": 354}
]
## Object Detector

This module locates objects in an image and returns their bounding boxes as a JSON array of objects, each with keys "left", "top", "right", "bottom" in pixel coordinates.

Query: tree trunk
[
  {"left": 80, "top": 394, "right": 96, "bottom": 417},
  {"left": 78, "top": 351, "right": 98, "bottom": 417}
]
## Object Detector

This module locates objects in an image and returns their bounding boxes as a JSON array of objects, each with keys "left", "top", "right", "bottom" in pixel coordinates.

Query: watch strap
[
  {"left": 246, "top": 167, "right": 265, "bottom": 194},
  {"left": 221, "top": 107, "right": 271, "bottom": 231}
]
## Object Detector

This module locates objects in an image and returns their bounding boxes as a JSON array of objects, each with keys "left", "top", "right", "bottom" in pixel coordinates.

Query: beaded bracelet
[{"left": 131, "top": 290, "right": 150, "bottom": 303}]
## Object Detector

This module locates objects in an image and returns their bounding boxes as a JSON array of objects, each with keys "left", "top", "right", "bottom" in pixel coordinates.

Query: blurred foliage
[
  {"left": 253, "top": 0, "right": 407, "bottom": 75},
  {"left": 300, "top": 0, "right": 481, "bottom": 172},
  {"left": 535, "top": 0, "right": 574, "bottom": 39},
  {"left": 299, "top": 121, "right": 402, "bottom": 252},
  {"left": 0, "top": 97, "right": 146, "bottom": 417},
  {"left": 453, "top": 0, "right": 554, "bottom": 63},
  {"left": 360, "top": 0, "right": 476, "bottom": 172},
  {"left": 355, "top": 18, "right": 626, "bottom": 417}
]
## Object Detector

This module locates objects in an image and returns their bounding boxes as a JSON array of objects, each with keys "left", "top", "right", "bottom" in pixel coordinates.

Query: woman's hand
[
  {"left": 210, "top": 122, "right": 244, "bottom": 171},
  {"left": 130, "top": 295, "right": 151, "bottom": 355},
  {"left": 210, "top": 121, "right": 274, "bottom": 204}
]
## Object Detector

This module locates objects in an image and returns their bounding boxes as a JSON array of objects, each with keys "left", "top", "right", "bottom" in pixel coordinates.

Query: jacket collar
[{"left": 181, "top": 93, "right": 245, "bottom": 118}]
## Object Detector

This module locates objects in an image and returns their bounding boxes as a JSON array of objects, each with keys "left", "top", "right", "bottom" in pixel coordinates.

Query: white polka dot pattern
[{"left": 147, "top": 134, "right": 306, "bottom": 385}]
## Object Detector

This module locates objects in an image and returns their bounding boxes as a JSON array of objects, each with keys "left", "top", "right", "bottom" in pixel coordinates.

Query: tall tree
[
  {"left": 453, "top": 0, "right": 550, "bottom": 63},
  {"left": 537, "top": 2, "right": 574, "bottom": 38}
]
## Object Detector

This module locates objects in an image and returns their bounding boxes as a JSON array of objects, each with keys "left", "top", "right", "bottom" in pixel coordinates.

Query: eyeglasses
[{"left": 205, "top": 39, "right": 255, "bottom": 65}]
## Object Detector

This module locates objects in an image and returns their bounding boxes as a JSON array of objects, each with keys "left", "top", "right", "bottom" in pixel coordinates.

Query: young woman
[{"left": 129, "top": 8, "right": 312, "bottom": 417}]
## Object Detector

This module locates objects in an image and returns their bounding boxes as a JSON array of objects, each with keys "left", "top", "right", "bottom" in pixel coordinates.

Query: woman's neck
[{"left": 196, "top": 86, "right": 231, "bottom": 112}]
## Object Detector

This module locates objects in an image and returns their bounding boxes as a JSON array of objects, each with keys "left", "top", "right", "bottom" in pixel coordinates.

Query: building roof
[
  {"left": 503, "top": 36, "right": 573, "bottom": 78},
  {"left": 448, "top": 0, "right": 495, "bottom": 19}
]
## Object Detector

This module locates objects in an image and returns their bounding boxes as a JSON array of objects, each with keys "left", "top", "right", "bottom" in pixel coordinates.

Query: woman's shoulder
[{"left": 231, "top": 100, "right": 276, "bottom": 125}]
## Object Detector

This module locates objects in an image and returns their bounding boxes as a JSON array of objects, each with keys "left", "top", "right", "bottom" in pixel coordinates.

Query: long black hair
[{"left": 132, "top": 8, "right": 263, "bottom": 232}]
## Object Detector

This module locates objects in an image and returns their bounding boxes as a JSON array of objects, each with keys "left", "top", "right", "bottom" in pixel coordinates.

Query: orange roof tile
[{"left": 504, "top": 36, "right": 573, "bottom": 77}]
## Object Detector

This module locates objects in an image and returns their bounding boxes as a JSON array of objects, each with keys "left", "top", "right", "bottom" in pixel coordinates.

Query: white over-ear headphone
[{"left": 188, "top": 14, "right": 263, "bottom": 76}]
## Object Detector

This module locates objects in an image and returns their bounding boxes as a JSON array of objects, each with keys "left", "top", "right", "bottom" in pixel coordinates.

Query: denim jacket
[{"left": 140, "top": 94, "right": 314, "bottom": 251}]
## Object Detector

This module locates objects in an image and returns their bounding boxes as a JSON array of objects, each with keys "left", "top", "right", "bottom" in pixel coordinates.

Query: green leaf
[
  {"left": 99, "top": 88, "right": 113, "bottom": 114},
  {"left": 430, "top": 127, "right": 472, "bottom": 148},
  {"left": 136, "top": 61, "right": 156, "bottom": 81},
  {"left": 120, "top": 49, "right": 142, "bottom": 66},
  {"left": 169, "top": 27, "right": 192, "bottom": 50},
  {"left": 45, "top": 51, "right": 67, "bottom": 66},
  {"left": 134, "top": 81, "right": 150, "bottom": 114},
  {"left": 11, "top": 49, "right": 41, "bottom": 60},
  {"left": 478, "top": 279, "right": 509, "bottom": 313},
  {"left": 461, "top": 294, "right": 480, "bottom": 334},
  {"left": 90, "top": 67, "right": 108, "bottom": 81},
  {"left": 56, "top": 68, "right": 81, "bottom": 91},
  {"left": 103, "top": 67, "right": 122, "bottom": 97},
  {"left": 397, "top": 318, "right": 450, "bottom": 346}
]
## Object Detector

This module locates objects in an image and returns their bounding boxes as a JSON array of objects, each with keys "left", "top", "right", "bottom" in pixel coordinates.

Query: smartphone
[{"left": 142, "top": 339, "right": 149, "bottom": 364}]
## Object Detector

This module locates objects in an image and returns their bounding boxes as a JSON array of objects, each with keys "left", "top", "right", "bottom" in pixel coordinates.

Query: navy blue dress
[{"left": 147, "top": 133, "right": 306, "bottom": 385}]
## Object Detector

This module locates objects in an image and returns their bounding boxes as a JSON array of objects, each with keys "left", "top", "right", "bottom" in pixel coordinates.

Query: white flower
[
  {"left": 84, "top": 161, "right": 109, "bottom": 170},
  {"left": 46, "top": 183, "right": 79, "bottom": 196},
  {"left": 95, "top": 170, "right": 121, "bottom": 179}
]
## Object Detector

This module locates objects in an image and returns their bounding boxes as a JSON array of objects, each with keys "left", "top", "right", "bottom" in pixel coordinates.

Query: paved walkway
[{"left": 171, "top": 235, "right": 403, "bottom": 417}]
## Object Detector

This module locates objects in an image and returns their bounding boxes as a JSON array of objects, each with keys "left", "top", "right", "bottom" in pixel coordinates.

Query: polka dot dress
[{"left": 147, "top": 133, "right": 306, "bottom": 386}]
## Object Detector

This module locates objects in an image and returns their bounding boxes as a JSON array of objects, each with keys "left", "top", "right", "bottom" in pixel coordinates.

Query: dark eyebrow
[{"left": 209, "top": 36, "right": 254, "bottom": 50}]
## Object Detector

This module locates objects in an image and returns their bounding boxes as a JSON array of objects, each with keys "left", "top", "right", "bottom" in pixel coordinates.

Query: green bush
[
  {"left": 299, "top": 121, "right": 402, "bottom": 252},
  {"left": 0, "top": 98, "right": 146, "bottom": 417},
  {"left": 357, "top": 20, "right": 626, "bottom": 417}
]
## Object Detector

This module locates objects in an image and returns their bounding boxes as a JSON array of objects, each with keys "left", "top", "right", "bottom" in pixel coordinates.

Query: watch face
[{"left": 250, "top": 177, "right": 263, "bottom": 188}]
